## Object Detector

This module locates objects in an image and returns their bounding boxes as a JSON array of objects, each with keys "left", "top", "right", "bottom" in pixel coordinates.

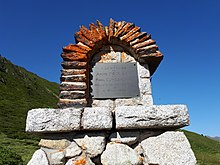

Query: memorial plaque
[{"left": 91, "top": 62, "right": 140, "bottom": 98}]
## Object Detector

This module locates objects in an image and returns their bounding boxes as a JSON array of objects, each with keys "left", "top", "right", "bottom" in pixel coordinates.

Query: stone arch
[{"left": 58, "top": 19, "right": 163, "bottom": 108}]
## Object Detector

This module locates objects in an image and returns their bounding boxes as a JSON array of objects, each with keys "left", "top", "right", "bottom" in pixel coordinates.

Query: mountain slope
[
  {"left": 0, "top": 55, "right": 59, "bottom": 138},
  {"left": 183, "top": 130, "right": 220, "bottom": 165}
]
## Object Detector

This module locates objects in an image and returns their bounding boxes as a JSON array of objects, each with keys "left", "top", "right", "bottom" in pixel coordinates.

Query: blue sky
[{"left": 1, "top": 0, "right": 220, "bottom": 136}]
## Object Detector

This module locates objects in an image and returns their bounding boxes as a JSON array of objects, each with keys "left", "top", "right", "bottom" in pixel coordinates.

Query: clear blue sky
[{"left": 1, "top": 0, "right": 220, "bottom": 137}]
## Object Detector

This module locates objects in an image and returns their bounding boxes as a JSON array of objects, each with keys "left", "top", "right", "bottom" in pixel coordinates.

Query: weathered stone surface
[
  {"left": 75, "top": 31, "right": 95, "bottom": 48},
  {"left": 41, "top": 148, "right": 65, "bottom": 165},
  {"left": 114, "top": 95, "right": 153, "bottom": 107},
  {"left": 141, "top": 94, "right": 153, "bottom": 106},
  {"left": 26, "top": 108, "right": 82, "bottom": 133},
  {"left": 134, "top": 144, "right": 144, "bottom": 157},
  {"left": 60, "top": 82, "right": 87, "bottom": 91},
  {"left": 50, "top": 150, "right": 65, "bottom": 165},
  {"left": 61, "top": 69, "right": 87, "bottom": 76},
  {"left": 132, "top": 39, "right": 156, "bottom": 49},
  {"left": 39, "top": 139, "right": 71, "bottom": 149},
  {"left": 115, "top": 105, "right": 190, "bottom": 129},
  {"left": 115, "top": 98, "right": 141, "bottom": 107},
  {"left": 137, "top": 63, "right": 150, "bottom": 78},
  {"left": 125, "top": 31, "right": 141, "bottom": 43},
  {"left": 74, "top": 135, "right": 106, "bottom": 158},
  {"left": 60, "top": 75, "right": 86, "bottom": 82},
  {"left": 141, "top": 131, "right": 197, "bottom": 165},
  {"left": 61, "top": 61, "right": 87, "bottom": 69},
  {"left": 139, "top": 78, "right": 152, "bottom": 95},
  {"left": 121, "top": 26, "right": 140, "bottom": 41},
  {"left": 101, "top": 143, "right": 141, "bottom": 165},
  {"left": 92, "top": 99, "right": 114, "bottom": 111},
  {"left": 66, "top": 155, "right": 95, "bottom": 165},
  {"left": 109, "top": 131, "right": 139, "bottom": 145},
  {"left": 27, "top": 149, "right": 49, "bottom": 165},
  {"left": 91, "top": 45, "right": 135, "bottom": 64},
  {"left": 59, "top": 91, "right": 85, "bottom": 99},
  {"left": 61, "top": 52, "right": 87, "bottom": 61},
  {"left": 139, "top": 130, "right": 164, "bottom": 142},
  {"left": 58, "top": 99, "right": 87, "bottom": 108},
  {"left": 63, "top": 44, "right": 90, "bottom": 53},
  {"left": 130, "top": 33, "right": 150, "bottom": 46},
  {"left": 65, "top": 142, "right": 82, "bottom": 158},
  {"left": 82, "top": 107, "right": 112, "bottom": 130}
]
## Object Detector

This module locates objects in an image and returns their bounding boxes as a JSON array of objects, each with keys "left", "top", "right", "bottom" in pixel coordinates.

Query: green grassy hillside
[
  {"left": 183, "top": 130, "right": 220, "bottom": 165},
  {"left": 0, "top": 55, "right": 220, "bottom": 164},
  {"left": 0, "top": 55, "right": 59, "bottom": 138}
]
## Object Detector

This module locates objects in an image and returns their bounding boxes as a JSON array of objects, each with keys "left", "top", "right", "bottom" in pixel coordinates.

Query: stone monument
[{"left": 26, "top": 19, "right": 197, "bottom": 165}]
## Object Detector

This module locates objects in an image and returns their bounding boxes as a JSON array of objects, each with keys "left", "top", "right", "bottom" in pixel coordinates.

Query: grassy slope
[
  {"left": 183, "top": 130, "right": 220, "bottom": 165},
  {"left": 0, "top": 55, "right": 60, "bottom": 163},
  {"left": 0, "top": 133, "right": 39, "bottom": 164},
  {"left": 0, "top": 55, "right": 59, "bottom": 138}
]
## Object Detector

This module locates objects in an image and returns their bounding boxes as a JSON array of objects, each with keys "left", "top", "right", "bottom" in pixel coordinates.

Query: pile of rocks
[
  {"left": 26, "top": 105, "right": 196, "bottom": 165},
  {"left": 28, "top": 131, "right": 196, "bottom": 165}
]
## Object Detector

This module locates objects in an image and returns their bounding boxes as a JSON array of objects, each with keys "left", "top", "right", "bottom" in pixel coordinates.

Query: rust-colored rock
[
  {"left": 114, "top": 21, "right": 126, "bottom": 37},
  {"left": 63, "top": 44, "right": 89, "bottom": 54},
  {"left": 61, "top": 61, "right": 87, "bottom": 69},
  {"left": 96, "top": 20, "right": 107, "bottom": 40},
  {"left": 130, "top": 33, "right": 151, "bottom": 46},
  {"left": 61, "top": 52, "right": 87, "bottom": 61},
  {"left": 108, "top": 18, "right": 115, "bottom": 40},
  {"left": 125, "top": 31, "right": 141, "bottom": 43},
  {"left": 61, "top": 69, "right": 87, "bottom": 76},
  {"left": 74, "top": 158, "right": 86, "bottom": 165},
  {"left": 74, "top": 31, "right": 95, "bottom": 48},
  {"left": 120, "top": 26, "right": 140, "bottom": 41},
  {"left": 140, "top": 51, "right": 163, "bottom": 58},
  {"left": 132, "top": 39, "right": 156, "bottom": 49},
  {"left": 80, "top": 26, "right": 97, "bottom": 43},
  {"left": 90, "top": 23, "right": 101, "bottom": 42},
  {"left": 136, "top": 45, "right": 158, "bottom": 54}
]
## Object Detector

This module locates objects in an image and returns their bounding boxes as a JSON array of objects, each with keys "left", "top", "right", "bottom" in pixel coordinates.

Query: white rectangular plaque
[{"left": 91, "top": 62, "right": 140, "bottom": 98}]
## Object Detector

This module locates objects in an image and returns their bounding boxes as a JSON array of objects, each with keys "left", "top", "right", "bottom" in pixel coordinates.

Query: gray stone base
[
  {"left": 26, "top": 105, "right": 195, "bottom": 164},
  {"left": 26, "top": 105, "right": 189, "bottom": 133},
  {"left": 27, "top": 131, "right": 197, "bottom": 165}
]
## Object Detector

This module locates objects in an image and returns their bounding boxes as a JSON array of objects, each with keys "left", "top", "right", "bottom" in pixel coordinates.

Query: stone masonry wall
[
  {"left": 58, "top": 19, "right": 163, "bottom": 108},
  {"left": 27, "top": 131, "right": 196, "bottom": 165}
]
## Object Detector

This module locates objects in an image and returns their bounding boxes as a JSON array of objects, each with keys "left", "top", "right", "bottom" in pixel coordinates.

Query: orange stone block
[
  {"left": 61, "top": 61, "right": 87, "bottom": 69},
  {"left": 121, "top": 26, "right": 140, "bottom": 40},
  {"left": 63, "top": 44, "right": 88, "bottom": 54},
  {"left": 115, "top": 22, "right": 130, "bottom": 37},
  {"left": 125, "top": 31, "right": 141, "bottom": 43},
  {"left": 114, "top": 21, "right": 126, "bottom": 37},
  {"left": 96, "top": 20, "right": 107, "bottom": 39},
  {"left": 74, "top": 31, "right": 95, "bottom": 48},
  {"left": 80, "top": 26, "right": 97, "bottom": 43},
  {"left": 108, "top": 18, "right": 115, "bottom": 40},
  {"left": 61, "top": 52, "right": 87, "bottom": 61},
  {"left": 89, "top": 23, "right": 101, "bottom": 41}
]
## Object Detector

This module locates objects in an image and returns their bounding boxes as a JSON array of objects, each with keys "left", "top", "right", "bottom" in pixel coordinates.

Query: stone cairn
[{"left": 26, "top": 19, "right": 197, "bottom": 165}]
